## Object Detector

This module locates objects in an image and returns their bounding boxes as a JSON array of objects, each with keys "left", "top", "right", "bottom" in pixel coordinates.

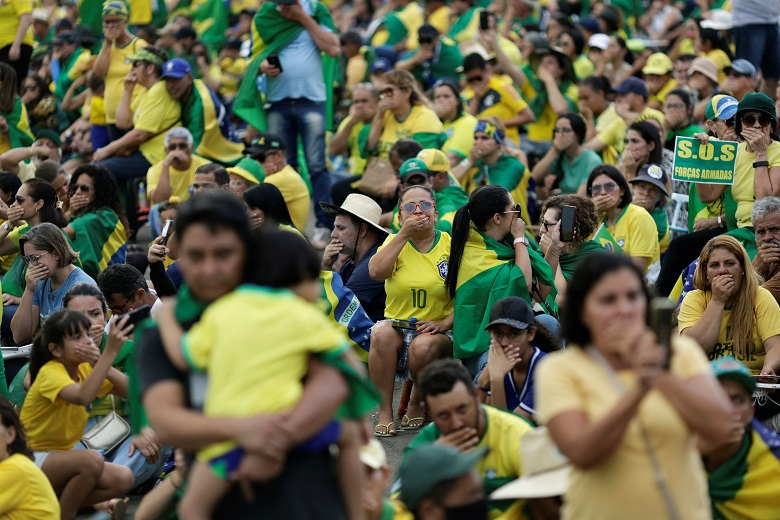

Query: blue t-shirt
[
  {"left": 33, "top": 267, "right": 96, "bottom": 325},
  {"left": 338, "top": 240, "right": 386, "bottom": 323},
  {"left": 266, "top": 0, "right": 329, "bottom": 103},
  {"left": 503, "top": 346, "right": 546, "bottom": 415}
]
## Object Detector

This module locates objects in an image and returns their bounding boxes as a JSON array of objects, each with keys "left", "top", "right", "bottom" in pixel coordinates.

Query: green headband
[
  {"left": 125, "top": 48, "right": 165, "bottom": 67},
  {"left": 103, "top": 0, "right": 129, "bottom": 19}
]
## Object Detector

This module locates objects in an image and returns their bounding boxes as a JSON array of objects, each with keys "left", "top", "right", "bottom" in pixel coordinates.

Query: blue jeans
[
  {"left": 266, "top": 98, "right": 333, "bottom": 228},
  {"left": 733, "top": 24, "right": 780, "bottom": 79},
  {"left": 97, "top": 152, "right": 151, "bottom": 182},
  {"left": 75, "top": 417, "right": 172, "bottom": 489}
]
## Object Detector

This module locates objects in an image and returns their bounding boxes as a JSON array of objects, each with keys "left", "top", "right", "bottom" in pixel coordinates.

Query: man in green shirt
[{"left": 394, "top": 24, "right": 463, "bottom": 90}]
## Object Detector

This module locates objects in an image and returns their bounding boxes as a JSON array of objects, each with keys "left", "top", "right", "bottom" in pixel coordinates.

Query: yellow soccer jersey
[
  {"left": 0, "top": 453, "right": 60, "bottom": 519},
  {"left": 146, "top": 154, "right": 211, "bottom": 202},
  {"left": 182, "top": 285, "right": 349, "bottom": 461},
  {"left": 373, "top": 105, "right": 443, "bottom": 160},
  {"left": 104, "top": 36, "right": 148, "bottom": 124},
  {"left": 678, "top": 287, "right": 780, "bottom": 372},
  {"left": 464, "top": 76, "right": 529, "bottom": 145},
  {"left": 336, "top": 114, "right": 368, "bottom": 174},
  {"left": 265, "top": 164, "right": 311, "bottom": 232},
  {"left": 21, "top": 362, "right": 113, "bottom": 451},
  {"left": 135, "top": 82, "right": 182, "bottom": 166},
  {"left": 443, "top": 112, "right": 477, "bottom": 160},
  {"left": 733, "top": 141, "right": 780, "bottom": 228},
  {"left": 379, "top": 230, "right": 453, "bottom": 321},
  {"left": 607, "top": 203, "right": 660, "bottom": 271}
]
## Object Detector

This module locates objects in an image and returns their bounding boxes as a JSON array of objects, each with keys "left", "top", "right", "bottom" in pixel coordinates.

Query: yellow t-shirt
[
  {"left": 442, "top": 112, "right": 477, "bottom": 160},
  {"left": 134, "top": 82, "right": 182, "bottom": 166},
  {"left": 678, "top": 287, "right": 780, "bottom": 372},
  {"left": 265, "top": 164, "right": 311, "bottom": 232},
  {"left": 336, "top": 115, "right": 368, "bottom": 174},
  {"left": 607, "top": 204, "right": 660, "bottom": 271},
  {"left": 732, "top": 141, "right": 780, "bottom": 228},
  {"left": 597, "top": 107, "right": 665, "bottom": 161},
  {"left": 522, "top": 82, "right": 579, "bottom": 142},
  {"left": 182, "top": 285, "right": 348, "bottom": 461},
  {"left": 0, "top": 0, "right": 34, "bottom": 49},
  {"left": 379, "top": 231, "right": 453, "bottom": 321},
  {"left": 372, "top": 105, "right": 443, "bottom": 160},
  {"left": 146, "top": 154, "right": 211, "bottom": 202},
  {"left": 0, "top": 453, "right": 60, "bottom": 519},
  {"left": 536, "top": 337, "right": 713, "bottom": 520},
  {"left": 89, "top": 95, "right": 106, "bottom": 125},
  {"left": 427, "top": 5, "right": 451, "bottom": 35},
  {"left": 218, "top": 56, "right": 247, "bottom": 101},
  {"left": 103, "top": 36, "right": 148, "bottom": 124},
  {"left": 66, "top": 49, "right": 94, "bottom": 83},
  {"left": 21, "top": 361, "right": 113, "bottom": 451},
  {"left": 464, "top": 76, "right": 529, "bottom": 145},
  {"left": 128, "top": 0, "right": 152, "bottom": 25}
]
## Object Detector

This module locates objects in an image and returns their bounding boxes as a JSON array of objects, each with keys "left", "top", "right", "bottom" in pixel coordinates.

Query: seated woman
[
  {"left": 679, "top": 235, "right": 780, "bottom": 377},
  {"left": 10, "top": 223, "right": 95, "bottom": 344},
  {"left": 538, "top": 194, "right": 603, "bottom": 302},
  {"left": 368, "top": 186, "right": 454, "bottom": 436},
  {"left": 619, "top": 120, "right": 671, "bottom": 192},
  {"left": 20, "top": 309, "right": 135, "bottom": 519},
  {"left": 531, "top": 112, "right": 603, "bottom": 198},
  {"left": 628, "top": 164, "right": 671, "bottom": 254},
  {"left": 62, "top": 163, "right": 128, "bottom": 280},
  {"left": 661, "top": 89, "right": 704, "bottom": 150},
  {"left": 587, "top": 164, "right": 660, "bottom": 274},
  {"left": 243, "top": 183, "right": 302, "bottom": 236},
  {"left": 0, "top": 397, "right": 60, "bottom": 518},
  {"left": 444, "top": 185, "right": 556, "bottom": 378},
  {"left": 432, "top": 79, "right": 477, "bottom": 168},
  {"left": 476, "top": 297, "right": 561, "bottom": 420}
]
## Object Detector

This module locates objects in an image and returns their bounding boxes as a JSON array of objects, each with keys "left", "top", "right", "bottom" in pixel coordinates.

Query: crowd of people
[{"left": 2, "top": 0, "right": 780, "bottom": 518}]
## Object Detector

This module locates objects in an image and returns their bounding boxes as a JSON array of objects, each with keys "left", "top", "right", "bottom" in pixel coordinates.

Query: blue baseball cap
[
  {"left": 724, "top": 59, "right": 757, "bottom": 79},
  {"left": 613, "top": 76, "right": 649, "bottom": 98},
  {"left": 370, "top": 57, "right": 393, "bottom": 74},
  {"left": 161, "top": 58, "right": 192, "bottom": 79}
]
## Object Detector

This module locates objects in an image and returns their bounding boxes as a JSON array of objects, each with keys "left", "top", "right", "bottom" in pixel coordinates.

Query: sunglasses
[
  {"left": 741, "top": 114, "right": 772, "bottom": 128},
  {"left": 503, "top": 204, "right": 522, "bottom": 214},
  {"left": 72, "top": 184, "right": 91, "bottom": 193},
  {"left": 726, "top": 70, "right": 748, "bottom": 79},
  {"left": 22, "top": 251, "right": 50, "bottom": 267},
  {"left": 402, "top": 201, "right": 434, "bottom": 213},
  {"left": 253, "top": 150, "right": 279, "bottom": 163},
  {"left": 467, "top": 75, "right": 484, "bottom": 84},
  {"left": 591, "top": 182, "right": 618, "bottom": 195},
  {"left": 379, "top": 87, "right": 395, "bottom": 98},
  {"left": 167, "top": 142, "right": 189, "bottom": 151},
  {"left": 716, "top": 117, "right": 735, "bottom": 128}
]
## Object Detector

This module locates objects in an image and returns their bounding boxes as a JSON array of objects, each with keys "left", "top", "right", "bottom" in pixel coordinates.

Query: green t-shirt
[
  {"left": 557, "top": 149, "right": 603, "bottom": 194},
  {"left": 410, "top": 38, "right": 463, "bottom": 89}
]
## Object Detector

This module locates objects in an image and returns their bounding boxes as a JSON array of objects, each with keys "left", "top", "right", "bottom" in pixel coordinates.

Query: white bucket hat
[{"left": 320, "top": 194, "right": 388, "bottom": 236}]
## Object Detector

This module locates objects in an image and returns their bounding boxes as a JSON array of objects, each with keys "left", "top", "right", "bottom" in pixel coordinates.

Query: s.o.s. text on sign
[{"left": 672, "top": 136, "right": 738, "bottom": 185}]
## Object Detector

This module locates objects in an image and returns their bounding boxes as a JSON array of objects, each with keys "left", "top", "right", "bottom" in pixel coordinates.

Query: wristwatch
[
  {"left": 753, "top": 161, "right": 770, "bottom": 169},
  {"left": 513, "top": 236, "right": 530, "bottom": 247},
  {"left": 2, "top": 222, "right": 10, "bottom": 231}
]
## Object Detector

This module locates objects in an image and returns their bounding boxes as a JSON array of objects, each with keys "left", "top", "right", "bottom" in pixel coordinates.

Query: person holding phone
[{"left": 537, "top": 253, "right": 736, "bottom": 520}]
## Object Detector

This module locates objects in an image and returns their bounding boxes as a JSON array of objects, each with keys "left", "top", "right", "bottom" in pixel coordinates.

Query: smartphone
[
  {"left": 160, "top": 219, "right": 174, "bottom": 247},
  {"left": 480, "top": 10, "right": 490, "bottom": 30},
  {"left": 649, "top": 298, "right": 675, "bottom": 369},
  {"left": 560, "top": 205, "right": 576, "bottom": 242},
  {"left": 390, "top": 319, "right": 415, "bottom": 329},
  {"left": 267, "top": 55, "right": 283, "bottom": 73},
  {"left": 124, "top": 305, "right": 151, "bottom": 327}
]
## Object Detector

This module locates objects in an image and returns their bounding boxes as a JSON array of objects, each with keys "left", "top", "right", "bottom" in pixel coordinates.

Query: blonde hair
[
  {"left": 381, "top": 69, "right": 432, "bottom": 109},
  {"left": 693, "top": 235, "right": 763, "bottom": 359}
]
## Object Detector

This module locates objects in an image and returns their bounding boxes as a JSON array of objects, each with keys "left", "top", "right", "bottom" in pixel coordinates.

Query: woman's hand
[
  {"left": 711, "top": 273, "right": 735, "bottom": 303},
  {"left": 68, "top": 192, "right": 90, "bottom": 213},
  {"left": 552, "top": 132, "right": 575, "bottom": 153},
  {"left": 759, "top": 365, "right": 777, "bottom": 383},
  {"left": 543, "top": 220, "right": 564, "bottom": 256},
  {"left": 88, "top": 323, "right": 104, "bottom": 346},
  {"left": 9, "top": 43, "right": 21, "bottom": 62},
  {"left": 2, "top": 294, "right": 20, "bottom": 307},
  {"left": 415, "top": 319, "right": 447, "bottom": 334},
  {"left": 693, "top": 217, "right": 719, "bottom": 232},
  {"left": 25, "top": 263, "right": 49, "bottom": 289},
  {"left": 106, "top": 314, "right": 134, "bottom": 352},
  {"left": 620, "top": 148, "right": 640, "bottom": 172},
  {"left": 741, "top": 127, "right": 771, "bottom": 155},
  {"left": 630, "top": 330, "right": 667, "bottom": 391},
  {"left": 592, "top": 193, "right": 617, "bottom": 214},
  {"left": 510, "top": 213, "right": 526, "bottom": 240},
  {"left": 147, "top": 235, "right": 168, "bottom": 265},
  {"left": 6, "top": 205, "right": 23, "bottom": 228},
  {"left": 488, "top": 340, "right": 520, "bottom": 378},
  {"left": 399, "top": 213, "right": 430, "bottom": 238}
]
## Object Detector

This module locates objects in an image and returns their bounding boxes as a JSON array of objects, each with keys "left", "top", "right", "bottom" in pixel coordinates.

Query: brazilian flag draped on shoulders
[
  {"left": 319, "top": 271, "right": 373, "bottom": 363},
  {"left": 183, "top": 79, "right": 244, "bottom": 166},
  {"left": 558, "top": 241, "right": 605, "bottom": 281},
  {"left": 709, "top": 418, "right": 780, "bottom": 520},
  {"left": 233, "top": 1, "right": 338, "bottom": 133},
  {"left": 452, "top": 228, "right": 555, "bottom": 360},
  {"left": 69, "top": 207, "right": 127, "bottom": 280},
  {"left": 0, "top": 98, "right": 34, "bottom": 154},
  {"left": 189, "top": 0, "right": 228, "bottom": 51}
]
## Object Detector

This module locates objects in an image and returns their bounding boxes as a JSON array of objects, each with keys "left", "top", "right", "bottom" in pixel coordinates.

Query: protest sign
[{"left": 671, "top": 137, "right": 738, "bottom": 184}]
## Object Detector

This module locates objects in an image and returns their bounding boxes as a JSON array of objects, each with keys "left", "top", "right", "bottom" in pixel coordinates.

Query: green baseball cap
[
  {"left": 399, "top": 445, "right": 485, "bottom": 512},
  {"left": 35, "top": 129, "right": 62, "bottom": 149},
  {"left": 710, "top": 356, "right": 756, "bottom": 393},
  {"left": 736, "top": 92, "right": 778, "bottom": 128},
  {"left": 399, "top": 158, "right": 430, "bottom": 182},
  {"left": 227, "top": 157, "right": 266, "bottom": 185}
]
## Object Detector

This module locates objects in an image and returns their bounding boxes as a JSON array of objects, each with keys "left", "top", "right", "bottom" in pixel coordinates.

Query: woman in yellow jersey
[
  {"left": 362, "top": 70, "right": 444, "bottom": 160},
  {"left": 679, "top": 235, "right": 780, "bottom": 376},
  {"left": 537, "top": 253, "right": 734, "bottom": 520},
  {"left": 0, "top": 397, "right": 60, "bottom": 519},
  {"left": 587, "top": 165, "right": 660, "bottom": 273},
  {"left": 431, "top": 79, "right": 477, "bottom": 167},
  {"left": 368, "top": 186, "right": 454, "bottom": 437}
]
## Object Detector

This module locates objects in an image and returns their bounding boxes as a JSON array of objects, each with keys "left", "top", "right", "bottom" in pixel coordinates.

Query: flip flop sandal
[
  {"left": 374, "top": 422, "right": 396, "bottom": 437},
  {"left": 112, "top": 498, "right": 129, "bottom": 520},
  {"left": 399, "top": 414, "right": 425, "bottom": 430}
]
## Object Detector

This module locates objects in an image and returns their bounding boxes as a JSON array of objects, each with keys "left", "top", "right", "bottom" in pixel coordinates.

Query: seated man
[
  {"left": 147, "top": 127, "right": 211, "bottom": 204},
  {"left": 703, "top": 357, "right": 780, "bottom": 519},
  {"left": 33, "top": 160, "right": 69, "bottom": 202},
  {"left": 193, "top": 163, "right": 230, "bottom": 195},
  {"left": 752, "top": 196, "right": 780, "bottom": 305},
  {"left": 245, "top": 133, "right": 311, "bottom": 232},
  {"left": 96, "top": 263, "right": 162, "bottom": 317},
  {"left": 396, "top": 359, "right": 536, "bottom": 520},
  {"left": 0, "top": 129, "right": 62, "bottom": 181}
]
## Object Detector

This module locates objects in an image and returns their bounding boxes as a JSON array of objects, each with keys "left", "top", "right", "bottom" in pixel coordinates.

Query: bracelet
[
  {"left": 513, "top": 237, "right": 529, "bottom": 247},
  {"left": 477, "top": 384, "right": 490, "bottom": 392},
  {"left": 548, "top": 249, "right": 560, "bottom": 257},
  {"left": 717, "top": 215, "right": 724, "bottom": 228},
  {"left": 459, "top": 159, "right": 472, "bottom": 170},
  {"left": 753, "top": 160, "right": 770, "bottom": 168}
]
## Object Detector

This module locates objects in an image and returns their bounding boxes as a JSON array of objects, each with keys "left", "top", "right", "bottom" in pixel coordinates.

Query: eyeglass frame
[{"left": 22, "top": 251, "right": 51, "bottom": 267}]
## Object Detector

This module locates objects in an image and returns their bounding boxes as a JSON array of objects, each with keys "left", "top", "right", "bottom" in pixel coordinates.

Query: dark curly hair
[
  {"left": 540, "top": 194, "right": 599, "bottom": 250},
  {"left": 69, "top": 164, "right": 128, "bottom": 232}
]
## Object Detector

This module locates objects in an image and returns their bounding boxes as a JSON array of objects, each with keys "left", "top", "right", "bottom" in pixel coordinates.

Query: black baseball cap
[
  {"left": 244, "top": 132, "right": 285, "bottom": 157},
  {"left": 485, "top": 297, "right": 536, "bottom": 330}
]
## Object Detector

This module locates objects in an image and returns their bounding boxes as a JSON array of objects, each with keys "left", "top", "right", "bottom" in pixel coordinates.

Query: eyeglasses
[
  {"left": 466, "top": 75, "right": 484, "bottom": 84},
  {"left": 540, "top": 219, "right": 559, "bottom": 230},
  {"left": 72, "top": 184, "right": 91, "bottom": 193},
  {"left": 401, "top": 201, "right": 435, "bottom": 213},
  {"left": 14, "top": 195, "right": 26, "bottom": 204},
  {"left": 591, "top": 182, "right": 618, "bottom": 195},
  {"left": 167, "top": 142, "right": 189, "bottom": 151},
  {"left": 553, "top": 127, "right": 573, "bottom": 135},
  {"left": 379, "top": 87, "right": 395, "bottom": 98},
  {"left": 109, "top": 296, "right": 132, "bottom": 315},
  {"left": 741, "top": 114, "right": 772, "bottom": 128},
  {"left": 22, "top": 251, "right": 50, "bottom": 266},
  {"left": 503, "top": 204, "right": 522, "bottom": 214},
  {"left": 716, "top": 117, "right": 735, "bottom": 128}
]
